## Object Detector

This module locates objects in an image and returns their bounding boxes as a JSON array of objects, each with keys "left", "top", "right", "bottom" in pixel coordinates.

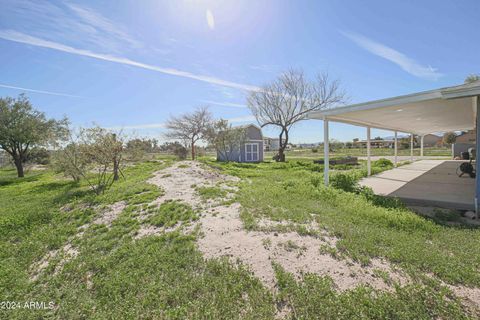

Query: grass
[
  {"left": 274, "top": 264, "right": 467, "bottom": 320},
  {"left": 263, "top": 146, "right": 451, "bottom": 161},
  {"left": 146, "top": 200, "right": 198, "bottom": 228},
  {"left": 196, "top": 185, "right": 228, "bottom": 200},
  {"left": 2, "top": 156, "right": 480, "bottom": 318}
]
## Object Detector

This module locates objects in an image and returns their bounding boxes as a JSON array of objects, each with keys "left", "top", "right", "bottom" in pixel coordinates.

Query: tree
[
  {"left": 205, "top": 119, "right": 247, "bottom": 161},
  {"left": 247, "top": 69, "right": 345, "bottom": 162},
  {"left": 126, "top": 138, "right": 158, "bottom": 153},
  {"left": 52, "top": 142, "right": 87, "bottom": 182},
  {"left": 443, "top": 131, "right": 457, "bottom": 145},
  {"left": 165, "top": 106, "right": 212, "bottom": 160},
  {"left": 0, "top": 95, "right": 68, "bottom": 177},
  {"left": 52, "top": 126, "right": 125, "bottom": 194},
  {"left": 465, "top": 74, "right": 480, "bottom": 83}
]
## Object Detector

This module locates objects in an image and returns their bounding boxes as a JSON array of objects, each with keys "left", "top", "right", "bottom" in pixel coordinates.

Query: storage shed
[{"left": 216, "top": 124, "right": 264, "bottom": 162}]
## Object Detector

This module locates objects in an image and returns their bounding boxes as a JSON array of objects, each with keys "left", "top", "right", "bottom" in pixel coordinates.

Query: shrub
[
  {"left": 311, "top": 148, "right": 318, "bottom": 153},
  {"left": 25, "top": 147, "right": 50, "bottom": 165},
  {"left": 373, "top": 158, "right": 393, "bottom": 168},
  {"left": 173, "top": 145, "right": 188, "bottom": 160},
  {"left": 329, "top": 172, "right": 359, "bottom": 193}
]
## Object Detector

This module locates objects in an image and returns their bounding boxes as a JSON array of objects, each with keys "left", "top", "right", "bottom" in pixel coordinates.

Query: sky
[{"left": 0, "top": 0, "right": 479, "bottom": 143}]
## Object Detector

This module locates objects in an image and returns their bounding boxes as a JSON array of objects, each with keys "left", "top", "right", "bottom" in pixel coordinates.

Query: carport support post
[
  {"left": 367, "top": 126, "right": 371, "bottom": 176},
  {"left": 323, "top": 116, "right": 329, "bottom": 186},
  {"left": 410, "top": 134, "right": 414, "bottom": 161},
  {"left": 420, "top": 135, "right": 424, "bottom": 157},
  {"left": 476, "top": 96, "right": 480, "bottom": 218},
  {"left": 394, "top": 131, "right": 398, "bottom": 167}
]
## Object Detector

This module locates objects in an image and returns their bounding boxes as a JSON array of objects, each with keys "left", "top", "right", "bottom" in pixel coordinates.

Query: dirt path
[{"left": 146, "top": 161, "right": 408, "bottom": 292}]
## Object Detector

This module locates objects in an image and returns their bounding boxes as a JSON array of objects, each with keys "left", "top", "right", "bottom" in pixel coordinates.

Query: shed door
[{"left": 245, "top": 143, "right": 259, "bottom": 162}]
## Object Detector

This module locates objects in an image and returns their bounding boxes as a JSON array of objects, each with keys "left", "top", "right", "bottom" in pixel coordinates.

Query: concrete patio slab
[{"left": 359, "top": 160, "right": 475, "bottom": 210}]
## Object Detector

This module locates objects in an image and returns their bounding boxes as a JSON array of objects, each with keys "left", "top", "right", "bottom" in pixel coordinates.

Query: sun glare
[{"left": 206, "top": 9, "right": 215, "bottom": 30}]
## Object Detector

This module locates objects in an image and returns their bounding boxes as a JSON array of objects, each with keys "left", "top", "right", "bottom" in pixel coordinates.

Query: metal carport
[{"left": 307, "top": 81, "right": 480, "bottom": 212}]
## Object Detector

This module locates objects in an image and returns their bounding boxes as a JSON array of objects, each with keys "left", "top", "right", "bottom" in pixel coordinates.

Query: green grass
[
  {"left": 196, "top": 185, "right": 228, "bottom": 200},
  {"left": 146, "top": 200, "right": 198, "bottom": 228},
  {"left": 263, "top": 146, "right": 451, "bottom": 161},
  {"left": 274, "top": 264, "right": 466, "bottom": 320}
]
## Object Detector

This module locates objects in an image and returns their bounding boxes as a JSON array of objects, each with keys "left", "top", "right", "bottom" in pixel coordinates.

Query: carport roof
[{"left": 307, "top": 81, "right": 480, "bottom": 135}]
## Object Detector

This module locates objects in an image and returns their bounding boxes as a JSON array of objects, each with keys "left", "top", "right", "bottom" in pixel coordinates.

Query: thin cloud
[
  {"left": 201, "top": 100, "right": 247, "bottom": 108},
  {"left": 107, "top": 122, "right": 166, "bottom": 130},
  {"left": 227, "top": 115, "right": 256, "bottom": 123},
  {"left": 0, "top": 30, "right": 261, "bottom": 92},
  {"left": 108, "top": 115, "right": 256, "bottom": 131},
  {"left": 206, "top": 9, "right": 215, "bottom": 30},
  {"left": 65, "top": 2, "right": 142, "bottom": 49},
  {"left": 0, "top": 83, "right": 82, "bottom": 98},
  {"left": 341, "top": 31, "right": 442, "bottom": 80},
  {"left": 0, "top": 0, "right": 141, "bottom": 53}
]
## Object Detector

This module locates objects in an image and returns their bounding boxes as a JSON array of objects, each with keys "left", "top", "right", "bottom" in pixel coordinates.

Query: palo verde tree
[
  {"left": 165, "top": 106, "right": 212, "bottom": 160},
  {"left": 247, "top": 69, "right": 346, "bottom": 162},
  {"left": 0, "top": 94, "right": 68, "bottom": 177}
]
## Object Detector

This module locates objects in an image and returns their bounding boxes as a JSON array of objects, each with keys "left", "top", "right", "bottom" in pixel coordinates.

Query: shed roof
[{"left": 307, "top": 82, "right": 480, "bottom": 135}]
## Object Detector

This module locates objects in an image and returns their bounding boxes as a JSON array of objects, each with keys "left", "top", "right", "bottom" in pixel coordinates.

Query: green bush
[
  {"left": 373, "top": 158, "right": 393, "bottom": 168},
  {"left": 25, "top": 147, "right": 50, "bottom": 165},
  {"left": 329, "top": 172, "right": 359, "bottom": 193}
]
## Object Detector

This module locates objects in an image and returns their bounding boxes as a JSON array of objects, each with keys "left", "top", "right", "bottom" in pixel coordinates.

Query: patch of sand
[
  {"left": 30, "top": 200, "right": 126, "bottom": 281},
  {"left": 30, "top": 243, "right": 79, "bottom": 281},
  {"left": 198, "top": 202, "right": 407, "bottom": 291},
  {"left": 448, "top": 284, "right": 480, "bottom": 315},
  {"left": 93, "top": 201, "right": 127, "bottom": 227},
  {"left": 147, "top": 161, "right": 238, "bottom": 207}
]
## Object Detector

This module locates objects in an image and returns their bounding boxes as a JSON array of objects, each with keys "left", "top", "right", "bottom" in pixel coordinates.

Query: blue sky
[{"left": 0, "top": 0, "right": 478, "bottom": 143}]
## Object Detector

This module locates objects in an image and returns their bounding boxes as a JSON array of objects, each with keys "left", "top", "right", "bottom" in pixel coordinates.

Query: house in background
[
  {"left": 456, "top": 130, "right": 476, "bottom": 143},
  {"left": 216, "top": 124, "right": 264, "bottom": 162},
  {"left": 353, "top": 139, "right": 395, "bottom": 148},
  {"left": 263, "top": 137, "right": 280, "bottom": 151},
  {"left": 422, "top": 133, "right": 442, "bottom": 147},
  {"left": 298, "top": 143, "right": 320, "bottom": 148},
  {"left": 453, "top": 129, "right": 476, "bottom": 157}
]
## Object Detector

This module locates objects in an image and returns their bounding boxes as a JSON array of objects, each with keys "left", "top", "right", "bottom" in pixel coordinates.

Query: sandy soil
[{"left": 145, "top": 161, "right": 408, "bottom": 292}]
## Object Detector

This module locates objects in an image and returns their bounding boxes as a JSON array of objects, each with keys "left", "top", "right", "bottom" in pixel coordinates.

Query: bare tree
[
  {"left": 165, "top": 106, "right": 212, "bottom": 160},
  {"left": 52, "top": 126, "right": 125, "bottom": 195},
  {"left": 247, "top": 69, "right": 346, "bottom": 162}
]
